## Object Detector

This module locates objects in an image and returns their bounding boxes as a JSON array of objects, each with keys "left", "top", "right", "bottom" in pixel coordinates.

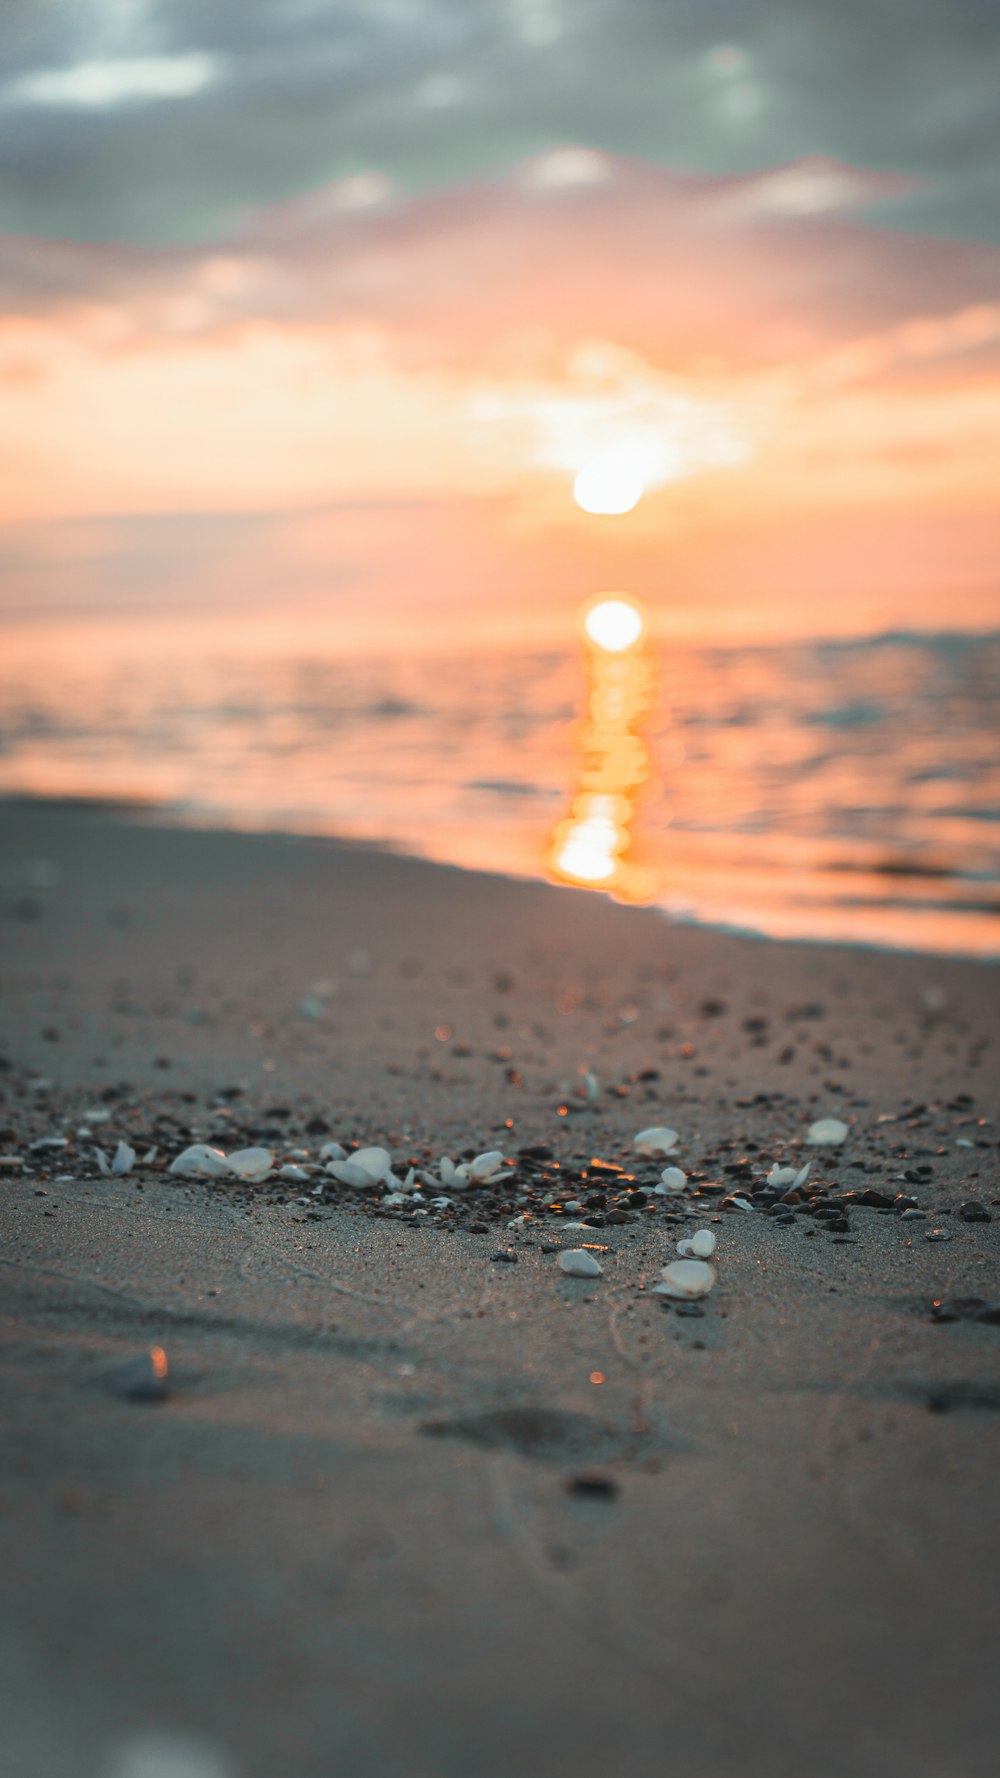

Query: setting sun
[{"left": 573, "top": 449, "right": 645, "bottom": 515}]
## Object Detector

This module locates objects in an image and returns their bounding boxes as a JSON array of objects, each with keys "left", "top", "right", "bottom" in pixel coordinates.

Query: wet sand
[{"left": 1, "top": 804, "right": 998, "bottom": 1778}]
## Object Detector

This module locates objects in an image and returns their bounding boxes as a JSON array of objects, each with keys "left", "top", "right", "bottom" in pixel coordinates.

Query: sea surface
[{"left": 2, "top": 624, "right": 998, "bottom": 957}]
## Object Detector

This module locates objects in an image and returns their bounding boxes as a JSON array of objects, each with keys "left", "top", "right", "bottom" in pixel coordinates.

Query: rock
[
  {"left": 168, "top": 1144, "right": 230, "bottom": 1179},
  {"left": 226, "top": 1146, "right": 273, "bottom": 1180},
  {"left": 633, "top": 1126, "right": 679, "bottom": 1156},
  {"left": 654, "top": 1259, "right": 717, "bottom": 1299},
  {"left": 491, "top": 1249, "right": 518, "bottom": 1263},
  {"left": 960, "top": 1202, "right": 991, "bottom": 1223},
  {"left": 106, "top": 1348, "right": 170, "bottom": 1402},
  {"left": 558, "top": 1249, "right": 603, "bottom": 1277},
  {"left": 566, "top": 1470, "right": 619, "bottom": 1498},
  {"left": 806, "top": 1118, "right": 848, "bottom": 1146},
  {"left": 677, "top": 1228, "right": 717, "bottom": 1258}
]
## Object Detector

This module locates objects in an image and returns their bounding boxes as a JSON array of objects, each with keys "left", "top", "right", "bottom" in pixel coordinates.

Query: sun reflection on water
[{"left": 547, "top": 596, "right": 660, "bottom": 901}]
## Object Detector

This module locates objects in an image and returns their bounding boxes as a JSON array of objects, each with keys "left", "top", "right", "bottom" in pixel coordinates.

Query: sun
[
  {"left": 582, "top": 596, "right": 645, "bottom": 652},
  {"left": 573, "top": 448, "right": 644, "bottom": 515}
]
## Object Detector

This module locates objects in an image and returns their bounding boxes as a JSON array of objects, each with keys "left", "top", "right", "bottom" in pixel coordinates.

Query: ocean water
[{"left": 1, "top": 624, "right": 998, "bottom": 957}]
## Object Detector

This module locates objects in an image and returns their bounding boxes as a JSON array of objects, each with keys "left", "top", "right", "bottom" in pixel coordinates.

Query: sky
[{"left": 1, "top": 0, "right": 999, "bottom": 643}]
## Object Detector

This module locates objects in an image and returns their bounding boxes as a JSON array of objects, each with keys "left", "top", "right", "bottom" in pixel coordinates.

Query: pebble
[
  {"left": 806, "top": 1118, "right": 848, "bottom": 1147},
  {"left": 168, "top": 1144, "right": 230, "bottom": 1179},
  {"left": 925, "top": 1227, "right": 952, "bottom": 1242},
  {"left": 566, "top": 1470, "right": 618, "bottom": 1498},
  {"left": 633, "top": 1127, "right": 679, "bottom": 1156},
  {"left": 960, "top": 1202, "right": 991, "bottom": 1223},
  {"left": 491, "top": 1250, "right": 518, "bottom": 1264},
  {"left": 226, "top": 1146, "right": 273, "bottom": 1180},
  {"left": 558, "top": 1249, "right": 603, "bottom": 1277},
  {"left": 655, "top": 1259, "right": 717, "bottom": 1299},
  {"left": 677, "top": 1229, "right": 717, "bottom": 1258},
  {"left": 900, "top": 1208, "right": 926, "bottom": 1221},
  {"left": 106, "top": 1348, "right": 170, "bottom": 1402}
]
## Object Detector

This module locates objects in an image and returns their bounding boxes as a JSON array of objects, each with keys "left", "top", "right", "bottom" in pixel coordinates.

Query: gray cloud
[{"left": 0, "top": 0, "right": 999, "bottom": 245}]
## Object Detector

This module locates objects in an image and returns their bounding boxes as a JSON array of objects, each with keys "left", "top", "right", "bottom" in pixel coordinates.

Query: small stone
[
  {"left": 168, "top": 1144, "right": 230, "bottom": 1179},
  {"left": 677, "top": 1228, "right": 717, "bottom": 1258},
  {"left": 654, "top": 1258, "right": 717, "bottom": 1299},
  {"left": 106, "top": 1348, "right": 170, "bottom": 1402},
  {"left": 558, "top": 1249, "right": 603, "bottom": 1278},
  {"left": 900, "top": 1207, "right": 926, "bottom": 1220},
  {"left": 960, "top": 1202, "right": 991, "bottom": 1223},
  {"left": 633, "top": 1126, "right": 680, "bottom": 1156},
  {"left": 566, "top": 1470, "right": 618, "bottom": 1498},
  {"left": 806, "top": 1118, "right": 848, "bottom": 1147},
  {"left": 491, "top": 1250, "right": 518, "bottom": 1264},
  {"left": 925, "top": 1227, "right": 952, "bottom": 1242}
]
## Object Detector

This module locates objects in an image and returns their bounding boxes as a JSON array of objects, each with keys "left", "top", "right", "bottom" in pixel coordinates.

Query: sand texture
[{"left": 1, "top": 806, "right": 998, "bottom": 1778}]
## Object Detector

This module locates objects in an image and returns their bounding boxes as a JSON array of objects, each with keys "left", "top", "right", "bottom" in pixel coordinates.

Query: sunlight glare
[
  {"left": 583, "top": 596, "right": 645, "bottom": 652},
  {"left": 573, "top": 450, "right": 644, "bottom": 515}
]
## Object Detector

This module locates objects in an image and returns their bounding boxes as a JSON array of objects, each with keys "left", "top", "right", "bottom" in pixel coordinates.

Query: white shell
[
  {"left": 655, "top": 1259, "right": 717, "bottom": 1299},
  {"left": 111, "top": 1140, "right": 136, "bottom": 1176},
  {"left": 469, "top": 1149, "right": 506, "bottom": 1181},
  {"left": 806, "top": 1117, "right": 848, "bottom": 1147},
  {"left": 318, "top": 1141, "right": 347, "bottom": 1162},
  {"left": 351, "top": 1145, "right": 392, "bottom": 1183},
  {"left": 327, "top": 1160, "right": 375, "bottom": 1187},
  {"left": 761, "top": 1159, "right": 811, "bottom": 1187},
  {"left": 227, "top": 1146, "right": 273, "bottom": 1180},
  {"left": 278, "top": 1164, "right": 311, "bottom": 1183},
  {"left": 382, "top": 1191, "right": 408, "bottom": 1207},
  {"left": 558, "top": 1249, "right": 603, "bottom": 1277},
  {"left": 169, "top": 1144, "right": 231, "bottom": 1179},
  {"left": 655, "top": 1166, "right": 687, "bottom": 1194},
  {"left": 633, "top": 1126, "right": 679, "bottom": 1156},
  {"left": 677, "top": 1229, "right": 717, "bottom": 1258}
]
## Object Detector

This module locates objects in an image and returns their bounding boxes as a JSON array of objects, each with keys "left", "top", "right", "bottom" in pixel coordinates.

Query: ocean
[{"left": 2, "top": 624, "right": 998, "bottom": 957}]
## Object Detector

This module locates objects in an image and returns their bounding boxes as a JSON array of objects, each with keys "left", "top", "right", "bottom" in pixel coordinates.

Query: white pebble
[
  {"left": 351, "top": 1145, "right": 393, "bottom": 1183},
  {"left": 806, "top": 1117, "right": 848, "bottom": 1147},
  {"left": 655, "top": 1166, "right": 687, "bottom": 1194},
  {"left": 111, "top": 1140, "right": 136, "bottom": 1176},
  {"left": 469, "top": 1149, "right": 506, "bottom": 1181},
  {"left": 318, "top": 1141, "right": 347, "bottom": 1162},
  {"left": 327, "top": 1160, "right": 375, "bottom": 1188},
  {"left": 168, "top": 1144, "right": 230, "bottom": 1179},
  {"left": 677, "top": 1228, "right": 717, "bottom": 1258},
  {"left": 278, "top": 1164, "right": 311, "bottom": 1183},
  {"left": 558, "top": 1249, "right": 603, "bottom": 1277},
  {"left": 227, "top": 1146, "right": 273, "bottom": 1180},
  {"left": 655, "top": 1258, "right": 717, "bottom": 1299},
  {"left": 767, "top": 1161, "right": 810, "bottom": 1188},
  {"left": 633, "top": 1126, "right": 679, "bottom": 1156}
]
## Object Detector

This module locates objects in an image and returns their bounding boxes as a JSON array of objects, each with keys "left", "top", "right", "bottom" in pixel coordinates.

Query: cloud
[
  {"left": 6, "top": 53, "right": 219, "bottom": 109},
  {"left": 0, "top": 1, "right": 998, "bottom": 243}
]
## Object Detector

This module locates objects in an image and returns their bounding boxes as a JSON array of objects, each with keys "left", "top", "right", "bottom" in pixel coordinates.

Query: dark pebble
[
  {"left": 491, "top": 1250, "right": 518, "bottom": 1264},
  {"left": 960, "top": 1202, "right": 991, "bottom": 1223},
  {"left": 566, "top": 1470, "right": 619, "bottom": 1498},
  {"left": 105, "top": 1349, "right": 170, "bottom": 1402}
]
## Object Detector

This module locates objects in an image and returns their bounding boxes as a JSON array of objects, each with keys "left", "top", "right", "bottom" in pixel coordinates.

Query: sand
[{"left": 1, "top": 804, "right": 998, "bottom": 1778}]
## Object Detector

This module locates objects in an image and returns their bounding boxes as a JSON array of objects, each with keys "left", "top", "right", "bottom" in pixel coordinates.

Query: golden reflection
[{"left": 547, "top": 595, "right": 659, "bottom": 901}]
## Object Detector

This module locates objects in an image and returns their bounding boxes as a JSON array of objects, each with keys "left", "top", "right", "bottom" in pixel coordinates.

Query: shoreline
[{"left": 4, "top": 791, "right": 998, "bottom": 966}]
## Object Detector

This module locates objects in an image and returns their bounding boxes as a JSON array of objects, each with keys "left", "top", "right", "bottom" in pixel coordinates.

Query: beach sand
[{"left": 1, "top": 804, "right": 998, "bottom": 1778}]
